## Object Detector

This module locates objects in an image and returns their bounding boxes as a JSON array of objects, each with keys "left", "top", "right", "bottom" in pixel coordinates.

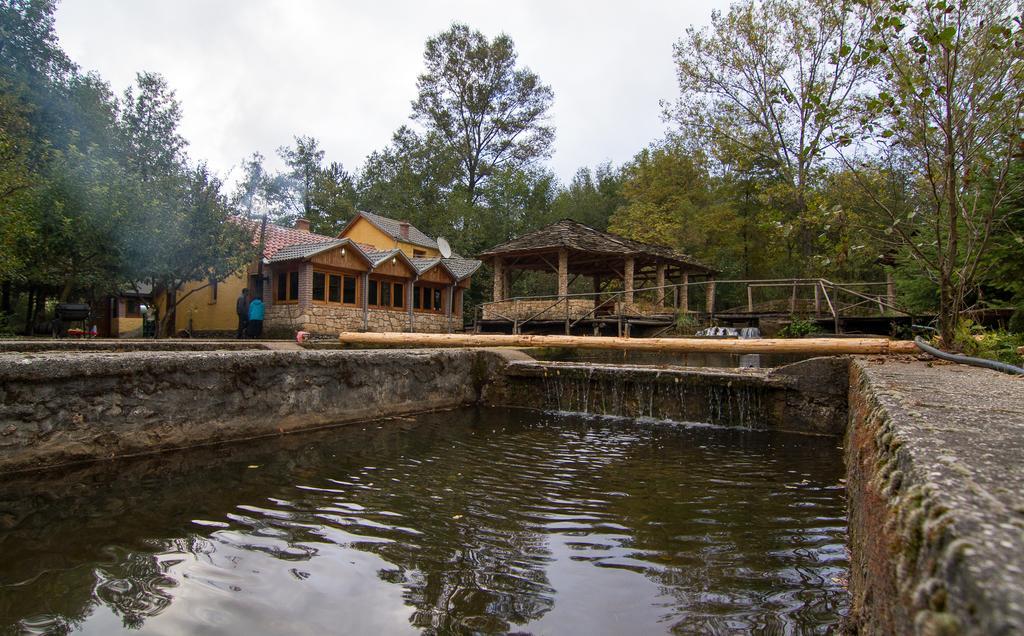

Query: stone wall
[
  {"left": 0, "top": 349, "right": 496, "bottom": 475},
  {"left": 482, "top": 299, "right": 595, "bottom": 321},
  {"left": 265, "top": 304, "right": 452, "bottom": 335}
]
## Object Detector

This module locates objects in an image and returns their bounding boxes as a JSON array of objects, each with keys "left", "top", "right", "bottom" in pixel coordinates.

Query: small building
[
  {"left": 477, "top": 219, "right": 715, "bottom": 333},
  {"left": 164, "top": 212, "right": 480, "bottom": 337}
]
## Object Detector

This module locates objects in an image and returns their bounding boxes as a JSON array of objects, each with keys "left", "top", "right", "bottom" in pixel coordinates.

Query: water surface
[{"left": 0, "top": 408, "right": 847, "bottom": 634}]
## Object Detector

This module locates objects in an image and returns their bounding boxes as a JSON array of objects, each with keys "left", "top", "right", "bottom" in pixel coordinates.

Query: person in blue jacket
[{"left": 246, "top": 296, "right": 264, "bottom": 339}]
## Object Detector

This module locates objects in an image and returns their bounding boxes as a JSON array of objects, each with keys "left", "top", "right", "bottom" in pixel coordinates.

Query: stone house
[{"left": 166, "top": 212, "right": 480, "bottom": 337}]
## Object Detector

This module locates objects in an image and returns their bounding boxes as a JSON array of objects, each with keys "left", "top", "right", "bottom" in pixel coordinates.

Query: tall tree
[
  {"left": 550, "top": 164, "right": 624, "bottom": 231},
  {"left": 118, "top": 72, "right": 186, "bottom": 181},
  {"left": 669, "top": 0, "right": 870, "bottom": 273},
  {"left": 412, "top": 23, "right": 554, "bottom": 205},
  {"left": 309, "top": 161, "right": 356, "bottom": 235},
  {"left": 276, "top": 135, "right": 324, "bottom": 223},
  {"left": 845, "top": 0, "right": 1024, "bottom": 347}
]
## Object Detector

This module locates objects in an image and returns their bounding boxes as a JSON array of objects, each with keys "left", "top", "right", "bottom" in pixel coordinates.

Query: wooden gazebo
[{"left": 477, "top": 219, "right": 716, "bottom": 329}]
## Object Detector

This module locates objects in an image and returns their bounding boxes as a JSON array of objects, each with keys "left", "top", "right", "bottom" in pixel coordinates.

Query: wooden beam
[{"left": 338, "top": 332, "right": 919, "bottom": 355}]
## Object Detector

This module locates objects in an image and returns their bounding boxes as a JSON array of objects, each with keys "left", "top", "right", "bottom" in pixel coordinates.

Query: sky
[{"left": 54, "top": 0, "right": 731, "bottom": 187}]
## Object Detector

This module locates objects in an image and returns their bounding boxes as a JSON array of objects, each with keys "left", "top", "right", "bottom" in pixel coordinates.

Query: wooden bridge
[{"left": 473, "top": 277, "right": 916, "bottom": 337}]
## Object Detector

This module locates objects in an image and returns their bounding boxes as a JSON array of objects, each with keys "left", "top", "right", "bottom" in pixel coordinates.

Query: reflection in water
[{"left": 0, "top": 408, "right": 847, "bottom": 634}]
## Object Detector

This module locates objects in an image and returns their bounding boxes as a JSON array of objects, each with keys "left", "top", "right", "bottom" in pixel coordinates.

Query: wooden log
[{"left": 338, "top": 332, "right": 919, "bottom": 355}]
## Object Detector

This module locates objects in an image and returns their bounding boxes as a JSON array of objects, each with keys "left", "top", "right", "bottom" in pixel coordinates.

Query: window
[
  {"left": 124, "top": 298, "right": 143, "bottom": 318},
  {"left": 393, "top": 283, "right": 404, "bottom": 309},
  {"left": 413, "top": 249, "right": 427, "bottom": 258},
  {"left": 209, "top": 278, "right": 218, "bottom": 302},
  {"left": 368, "top": 279, "right": 379, "bottom": 307},
  {"left": 276, "top": 270, "right": 300, "bottom": 303},
  {"left": 276, "top": 272, "right": 287, "bottom": 301},
  {"left": 318, "top": 271, "right": 358, "bottom": 306},
  {"left": 312, "top": 272, "right": 326, "bottom": 301},
  {"left": 414, "top": 284, "right": 446, "bottom": 313},
  {"left": 328, "top": 275, "right": 341, "bottom": 303},
  {"left": 368, "top": 276, "right": 405, "bottom": 310},
  {"left": 343, "top": 275, "right": 356, "bottom": 304}
]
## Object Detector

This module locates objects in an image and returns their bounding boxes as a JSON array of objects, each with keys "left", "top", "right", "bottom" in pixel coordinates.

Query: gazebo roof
[{"left": 478, "top": 219, "right": 716, "bottom": 275}]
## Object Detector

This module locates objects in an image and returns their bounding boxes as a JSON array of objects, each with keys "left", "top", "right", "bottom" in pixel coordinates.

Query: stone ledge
[{"left": 845, "top": 358, "right": 1024, "bottom": 634}]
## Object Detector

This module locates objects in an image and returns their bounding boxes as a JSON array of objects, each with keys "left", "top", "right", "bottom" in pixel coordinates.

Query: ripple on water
[{"left": 0, "top": 407, "right": 847, "bottom": 634}]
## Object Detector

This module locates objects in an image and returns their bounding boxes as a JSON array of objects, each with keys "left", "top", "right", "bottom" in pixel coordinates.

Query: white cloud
[{"left": 54, "top": 0, "right": 729, "bottom": 185}]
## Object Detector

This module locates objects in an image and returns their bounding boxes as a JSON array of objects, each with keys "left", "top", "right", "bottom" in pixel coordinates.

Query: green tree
[
  {"left": 412, "top": 23, "right": 554, "bottom": 206},
  {"left": 668, "top": 0, "right": 870, "bottom": 273},
  {"left": 276, "top": 135, "right": 323, "bottom": 223},
  {"left": 845, "top": 0, "right": 1024, "bottom": 347},
  {"left": 118, "top": 72, "right": 186, "bottom": 181},
  {"left": 309, "top": 161, "right": 356, "bottom": 235},
  {"left": 550, "top": 164, "right": 624, "bottom": 231}
]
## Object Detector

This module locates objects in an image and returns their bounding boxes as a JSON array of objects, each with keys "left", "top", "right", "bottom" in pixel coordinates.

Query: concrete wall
[
  {"left": 0, "top": 349, "right": 494, "bottom": 475},
  {"left": 484, "top": 355, "right": 849, "bottom": 435},
  {"left": 845, "top": 358, "right": 1024, "bottom": 634}
]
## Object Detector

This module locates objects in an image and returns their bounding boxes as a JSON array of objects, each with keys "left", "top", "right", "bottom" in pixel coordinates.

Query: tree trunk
[
  {"left": 1, "top": 281, "right": 11, "bottom": 317},
  {"left": 23, "top": 287, "right": 34, "bottom": 336}
]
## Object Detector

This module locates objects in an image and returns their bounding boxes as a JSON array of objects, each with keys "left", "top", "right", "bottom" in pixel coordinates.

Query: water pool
[{"left": 0, "top": 408, "right": 847, "bottom": 634}]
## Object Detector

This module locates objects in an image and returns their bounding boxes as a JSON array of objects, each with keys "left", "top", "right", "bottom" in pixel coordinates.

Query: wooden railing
[{"left": 473, "top": 278, "right": 908, "bottom": 334}]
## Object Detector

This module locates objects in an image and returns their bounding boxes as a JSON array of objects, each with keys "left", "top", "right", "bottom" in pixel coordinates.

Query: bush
[
  {"left": 675, "top": 313, "right": 700, "bottom": 335},
  {"left": 778, "top": 317, "right": 822, "bottom": 338},
  {"left": 973, "top": 329, "right": 1024, "bottom": 366}
]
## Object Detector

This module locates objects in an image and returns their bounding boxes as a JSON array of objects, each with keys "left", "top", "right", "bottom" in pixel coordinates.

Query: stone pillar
[
  {"left": 705, "top": 276, "right": 716, "bottom": 314},
  {"left": 680, "top": 271, "right": 689, "bottom": 312},
  {"left": 298, "top": 262, "right": 313, "bottom": 311},
  {"left": 557, "top": 249, "right": 569, "bottom": 299},
  {"left": 655, "top": 264, "right": 667, "bottom": 306},
  {"left": 492, "top": 258, "right": 504, "bottom": 302},
  {"left": 624, "top": 257, "right": 635, "bottom": 305}
]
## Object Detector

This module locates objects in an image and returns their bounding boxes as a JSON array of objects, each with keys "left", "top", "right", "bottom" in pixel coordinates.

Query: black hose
[{"left": 914, "top": 336, "right": 1024, "bottom": 375}]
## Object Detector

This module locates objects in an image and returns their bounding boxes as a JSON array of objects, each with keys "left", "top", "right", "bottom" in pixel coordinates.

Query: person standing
[
  {"left": 235, "top": 288, "right": 250, "bottom": 339},
  {"left": 246, "top": 296, "right": 264, "bottom": 339}
]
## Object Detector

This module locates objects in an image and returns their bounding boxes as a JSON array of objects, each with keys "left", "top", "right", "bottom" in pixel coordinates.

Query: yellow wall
[
  {"left": 342, "top": 217, "right": 440, "bottom": 258},
  {"left": 173, "top": 271, "right": 248, "bottom": 333},
  {"left": 113, "top": 317, "right": 143, "bottom": 337}
]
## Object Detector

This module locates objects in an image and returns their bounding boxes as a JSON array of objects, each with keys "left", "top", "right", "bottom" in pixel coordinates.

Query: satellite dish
[{"left": 437, "top": 237, "right": 452, "bottom": 258}]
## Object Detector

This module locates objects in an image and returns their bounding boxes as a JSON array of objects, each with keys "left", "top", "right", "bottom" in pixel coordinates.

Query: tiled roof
[
  {"left": 442, "top": 256, "right": 482, "bottom": 281},
  {"left": 235, "top": 217, "right": 340, "bottom": 260},
  {"left": 350, "top": 211, "right": 439, "bottom": 250},
  {"left": 478, "top": 219, "right": 715, "bottom": 273},
  {"left": 410, "top": 257, "right": 442, "bottom": 275},
  {"left": 266, "top": 239, "right": 346, "bottom": 263}
]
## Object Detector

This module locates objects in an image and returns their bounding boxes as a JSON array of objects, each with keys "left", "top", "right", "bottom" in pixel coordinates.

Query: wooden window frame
[
  {"left": 275, "top": 268, "right": 301, "bottom": 304},
  {"left": 413, "top": 283, "right": 447, "bottom": 314},
  {"left": 313, "top": 269, "right": 361, "bottom": 307},
  {"left": 367, "top": 274, "right": 407, "bottom": 311}
]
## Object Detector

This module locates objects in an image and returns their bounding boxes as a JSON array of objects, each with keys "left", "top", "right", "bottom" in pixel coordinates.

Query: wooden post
[
  {"left": 446, "top": 284, "right": 454, "bottom": 334},
  {"left": 747, "top": 285, "right": 754, "bottom": 313},
  {"left": 407, "top": 278, "right": 415, "bottom": 332},
  {"left": 655, "top": 264, "right": 666, "bottom": 306},
  {"left": 705, "top": 277, "right": 716, "bottom": 315},
  {"left": 814, "top": 283, "right": 821, "bottom": 318},
  {"left": 557, "top": 249, "right": 569, "bottom": 299},
  {"left": 886, "top": 270, "right": 896, "bottom": 313},
  {"left": 361, "top": 272, "right": 369, "bottom": 331},
  {"left": 492, "top": 258, "right": 504, "bottom": 302},
  {"left": 624, "top": 257, "right": 635, "bottom": 306},
  {"left": 790, "top": 280, "right": 797, "bottom": 314},
  {"left": 680, "top": 272, "right": 689, "bottom": 313}
]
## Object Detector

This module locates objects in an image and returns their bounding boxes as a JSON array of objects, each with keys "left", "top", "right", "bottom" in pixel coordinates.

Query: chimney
[
  {"left": 399, "top": 221, "right": 410, "bottom": 240},
  {"left": 294, "top": 218, "right": 311, "bottom": 232}
]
